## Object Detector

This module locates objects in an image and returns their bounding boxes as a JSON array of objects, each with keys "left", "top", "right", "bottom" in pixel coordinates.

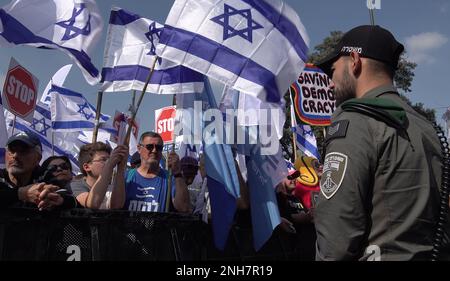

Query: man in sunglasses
[
  {"left": 124, "top": 131, "right": 190, "bottom": 213},
  {"left": 0, "top": 132, "right": 72, "bottom": 210}
]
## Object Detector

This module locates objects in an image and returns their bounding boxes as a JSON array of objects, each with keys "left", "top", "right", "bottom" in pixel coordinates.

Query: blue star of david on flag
[
  {"left": 303, "top": 127, "right": 314, "bottom": 137},
  {"left": 145, "top": 22, "right": 163, "bottom": 64},
  {"left": 77, "top": 102, "right": 94, "bottom": 120},
  {"left": 31, "top": 117, "right": 51, "bottom": 137},
  {"left": 56, "top": 3, "right": 91, "bottom": 41},
  {"left": 210, "top": 4, "right": 263, "bottom": 43}
]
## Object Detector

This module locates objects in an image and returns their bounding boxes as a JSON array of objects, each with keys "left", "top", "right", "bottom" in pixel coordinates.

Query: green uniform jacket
[{"left": 315, "top": 85, "right": 442, "bottom": 261}]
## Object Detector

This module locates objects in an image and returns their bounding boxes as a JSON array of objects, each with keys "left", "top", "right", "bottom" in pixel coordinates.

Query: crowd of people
[
  {"left": 1, "top": 24, "right": 448, "bottom": 261},
  {"left": 0, "top": 128, "right": 322, "bottom": 259}
]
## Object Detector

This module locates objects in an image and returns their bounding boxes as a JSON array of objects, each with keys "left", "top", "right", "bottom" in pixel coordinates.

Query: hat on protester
[
  {"left": 6, "top": 131, "right": 42, "bottom": 153},
  {"left": 287, "top": 169, "right": 300, "bottom": 180},
  {"left": 317, "top": 25, "right": 404, "bottom": 77}
]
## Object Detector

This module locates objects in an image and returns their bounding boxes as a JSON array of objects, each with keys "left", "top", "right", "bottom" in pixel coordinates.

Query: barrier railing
[{"left": 0, "top": 208, "right": 314, "bottom": 261}]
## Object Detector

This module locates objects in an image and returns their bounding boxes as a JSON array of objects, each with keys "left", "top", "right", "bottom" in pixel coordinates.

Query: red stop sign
[
  {"left": 3, "top": 62, "right": 38, "bottom": 121},
  {"left": 155, "top": 106, "right": 176, "bottom": 143}
]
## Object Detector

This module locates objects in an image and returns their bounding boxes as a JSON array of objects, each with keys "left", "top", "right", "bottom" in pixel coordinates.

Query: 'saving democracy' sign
[{"left": 290, "top": 64, "right": 335, "bottom": 126}]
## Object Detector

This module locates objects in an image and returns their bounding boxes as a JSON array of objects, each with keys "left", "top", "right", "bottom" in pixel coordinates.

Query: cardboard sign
[{"left": 291, "top": 64, "right": 335, "bottom": 126}]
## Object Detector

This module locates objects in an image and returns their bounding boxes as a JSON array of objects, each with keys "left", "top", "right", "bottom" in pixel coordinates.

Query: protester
[
  {"left": 315, "top": 25, "right": 442, "bottom": 260},
  {"left": 40, "top": 156, "right": 73, "bottom": 190},
  {"left": 292, "top": 156, "right": 321, "bottom": 215},
  {"left": 195, "top": 154, "right": 211, "bottom": 220},
  {"left": 180, "top": 155, "right": 203, "bottom": 212},
  {"left": 0, "top": 132, "right": 76, "bottom": 210},
  {"left": 276, "top": 171, "right": 307, "bottom": 230},
  {"left": 70, "top": 142, "right": 128, "bottom": 209},
  {"left": 123, "top": 132, "right": 190, "bottom": 213}
]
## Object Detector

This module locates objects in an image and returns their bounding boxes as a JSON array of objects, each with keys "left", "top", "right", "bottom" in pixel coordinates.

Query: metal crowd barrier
[{"left": 0, "top": 208, "right": 315, "bottom": 261}]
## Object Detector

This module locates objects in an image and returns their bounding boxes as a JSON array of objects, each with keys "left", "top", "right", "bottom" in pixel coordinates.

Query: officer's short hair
[{"left": 366, "top": 58, "right": 395, "bottom": 80}]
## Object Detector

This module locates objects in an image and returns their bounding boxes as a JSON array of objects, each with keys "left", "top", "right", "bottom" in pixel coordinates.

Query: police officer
[{"left": 314, "top": 25, "right": 442, "bottom": 260}]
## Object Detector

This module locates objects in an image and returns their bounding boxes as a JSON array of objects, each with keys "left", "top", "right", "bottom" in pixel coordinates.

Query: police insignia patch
[{"left": 320, "top": 152, "right": 348, "bottom": 199}]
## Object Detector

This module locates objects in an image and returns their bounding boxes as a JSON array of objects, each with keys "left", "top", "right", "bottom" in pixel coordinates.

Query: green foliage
[{"left": 281, "top": 30, "right": 436, "bottom": 161}]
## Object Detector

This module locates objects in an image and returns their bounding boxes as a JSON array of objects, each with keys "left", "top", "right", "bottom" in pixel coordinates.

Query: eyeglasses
[
  {"left": 140, "top": 143, "right": 164, "bottom": 152},
  {"left": 90, "top": 157, "right": 109, "bottom": 163},
  {"left": 48, "top": 162, "right": 71, "bottom": 171}
]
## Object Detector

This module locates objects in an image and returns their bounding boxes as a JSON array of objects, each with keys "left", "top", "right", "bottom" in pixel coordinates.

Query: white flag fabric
[
  {"left": 292, "top": 124, "right": 319, "bottom": 159},
  {"left": 156, "top": 0, "right": 309, "bottom": 103},
  {"left": 5, "top": 102, "right": 81, "bottom": 174},
  {"left": 101, "top": 7, "right": 204, "bottom": 94},
  {"left": 0, "top": 0, "right": 103, "bottom": 85},
  {"left": 0, "top": 95, "right": 8, "bottom": 168},
  {"left": 289, "top": 91, "right": 319, "bottom": 159},
  {"left": 218, "top": 86, "right": 285, "bottom": 142},
  {"left": 40, "top": 64, "right": 73, "bottom": 106},
  {"left": 50, "top": 85, "right": 115, "bottom": 133}
]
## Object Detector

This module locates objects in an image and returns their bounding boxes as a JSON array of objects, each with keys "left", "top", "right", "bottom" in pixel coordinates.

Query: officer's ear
[{"left": 349, "top": 51, "right": 362, "bottom": 77}]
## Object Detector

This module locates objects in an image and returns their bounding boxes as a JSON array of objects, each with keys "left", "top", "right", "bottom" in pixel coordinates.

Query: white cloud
[{"left": 405, "top": 32, "right": 448, "bottom": 64}]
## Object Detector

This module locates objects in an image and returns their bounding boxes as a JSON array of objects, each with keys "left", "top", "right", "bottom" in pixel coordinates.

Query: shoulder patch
[
  {"left": 320, "top": 152, "right": 348, "bottom": 199},
  {"left": 325, "top": 120, "right": 349, "bottom": 143}
]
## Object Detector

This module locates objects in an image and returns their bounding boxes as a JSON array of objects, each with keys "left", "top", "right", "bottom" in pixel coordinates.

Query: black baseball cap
[
  {"left": 317, "top": 25, "right": 404, "bottom": 77},
  {"left": 6, "top": 131, "right": 42, "bottom": 152}
]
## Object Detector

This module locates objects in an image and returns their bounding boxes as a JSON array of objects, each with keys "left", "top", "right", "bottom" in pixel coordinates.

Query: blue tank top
[{"left": 124, "top": 168, "right": 175, "bottom": 212}]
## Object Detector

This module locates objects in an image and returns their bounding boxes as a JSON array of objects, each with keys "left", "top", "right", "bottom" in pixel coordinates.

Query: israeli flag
[
  {"left": 289, "top": 91, "right": 319, "bottom": 159},
  {"left": 285, "top": 159, "right": 295, "bottom": 171},
  {"left": 222, "top": 86, "right": 285, "bottom": 140},
  {"left": 49, "top": 85, "right": 115, "bottom": 133},
  {"left": 40, "top": 64, "right": 73, "bottom": 106},
  {"left": 5, "top": 102, "right": 81, "bottom": 174},
  {"left": 0, "top": 0, "right": 103, "bottom": 85},
  {"left": 293, "top": 124, "right": 319, "bottom": 159},
  {"left": 101, "top": 7, "right": 204, "bottom": 94},
  {"left": 156, "top": 0, "right": 309, "bottom": 103},
  {"left": 0, "top": 95, "right": 8, "bottom": 168}
]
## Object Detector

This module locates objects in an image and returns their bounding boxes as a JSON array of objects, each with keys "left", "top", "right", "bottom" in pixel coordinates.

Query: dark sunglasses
[
  {"left": 48, "top": 162, "right": 71, "bottom": 171},
  {"left": 287, "top": 170, "right": 300, "bottom": 180},
  {"left": 141, "top": 143, "right": 164, "bottom": 152}
]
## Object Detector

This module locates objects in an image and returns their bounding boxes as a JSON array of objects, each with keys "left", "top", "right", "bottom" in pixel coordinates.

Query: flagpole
[
  {"left": 369, "top": 7, "right": 375, "bottom": 26},
  {"left": 128, "top": 90, "right": 137, "bottom": 116},
  {"left": 11, "top": 116, "right": 16, "bottom": 135},
  {"left": 288, "top": 87, "right": 297, "bottom": 163},
  {"left": 165, "top": 94, "right": 177, "bottom": 212},
  {"left": 132, "top": 90, "right": 136, "bottom": 109},
  {"left": 51, "top": 131, "right": 55, "bottom": 156},
  {"left": 124, "top": 56, "right": 159, "bottom": 146},
  {"left": 92, "top": 91, "right": 104, "bottom": 143}
]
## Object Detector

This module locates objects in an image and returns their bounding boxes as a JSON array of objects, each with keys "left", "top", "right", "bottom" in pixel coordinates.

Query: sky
[{"left": 0, "top": 0, "right": 449, "bottom": 135}]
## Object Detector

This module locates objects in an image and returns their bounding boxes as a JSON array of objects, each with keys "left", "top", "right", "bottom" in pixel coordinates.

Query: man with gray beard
[{"left": 0, "top": 131, "right": 75, "bottom": 210}]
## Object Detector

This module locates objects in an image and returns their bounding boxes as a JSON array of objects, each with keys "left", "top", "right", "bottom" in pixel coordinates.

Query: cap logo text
[{"left": 341, "top": 46, "right": 362, "bottom": 54}]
